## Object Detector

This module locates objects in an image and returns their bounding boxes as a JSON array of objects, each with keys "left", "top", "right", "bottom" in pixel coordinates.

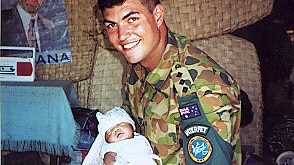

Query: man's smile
[{"left": 122, "top": 40, "right": 140, "bottom": 49}]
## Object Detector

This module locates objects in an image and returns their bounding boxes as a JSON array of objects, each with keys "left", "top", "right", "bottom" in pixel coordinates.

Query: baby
[{"left": 82, "top": 107, "right": 161, "bottom": 165}]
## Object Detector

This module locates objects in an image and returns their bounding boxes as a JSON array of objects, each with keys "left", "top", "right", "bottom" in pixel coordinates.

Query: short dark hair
[{"left": 98, "top": 0, "right": 160, "bottom": 13}]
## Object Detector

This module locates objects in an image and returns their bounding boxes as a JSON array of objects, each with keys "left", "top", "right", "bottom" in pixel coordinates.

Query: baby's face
[{"left": 105, "top": 122, "right": 134, "bottom": 143}]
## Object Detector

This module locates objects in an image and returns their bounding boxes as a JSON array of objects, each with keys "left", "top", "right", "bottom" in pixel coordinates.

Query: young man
[{"left": 98, "top": 0, "right": 242, "bottom": 164}]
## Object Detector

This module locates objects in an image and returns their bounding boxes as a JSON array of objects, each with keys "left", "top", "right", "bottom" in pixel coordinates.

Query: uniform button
[
  {"left": 176, "top": 72, "right": 183, "bottom": 77},
  {"left": 179, "top": 79, "right": 185, "bottom": 85},
  {"left": 183, "top": 87, "right": 188, "bottom": 93}
]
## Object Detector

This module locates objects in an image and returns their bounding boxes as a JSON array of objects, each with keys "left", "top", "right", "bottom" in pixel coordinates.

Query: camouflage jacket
[{"left": 123, "top": 29, "right": 242, "bottom": 165}]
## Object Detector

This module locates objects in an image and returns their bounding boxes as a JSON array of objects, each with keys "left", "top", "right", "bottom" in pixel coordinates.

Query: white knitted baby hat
[{"left": 96, "top": 107, "right": 136, "bottom": 139}]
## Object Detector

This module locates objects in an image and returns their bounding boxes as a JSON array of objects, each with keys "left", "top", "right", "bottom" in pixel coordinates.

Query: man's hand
[{"left": 103, "top": 152, "right": 117, "bottom": 165}]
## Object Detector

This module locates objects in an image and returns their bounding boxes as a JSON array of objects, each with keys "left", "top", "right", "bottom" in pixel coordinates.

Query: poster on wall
[{"left": 1, "top": 0, "right": 72, "bottom": 64}]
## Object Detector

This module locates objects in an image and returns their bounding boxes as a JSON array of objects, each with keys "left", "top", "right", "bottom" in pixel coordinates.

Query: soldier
[{"left": 97, "top": 0, "right": 242, "bottom": 164}]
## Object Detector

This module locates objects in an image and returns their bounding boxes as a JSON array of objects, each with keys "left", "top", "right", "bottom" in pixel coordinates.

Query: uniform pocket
[{"left": 145, "top": 116, "right": 179, "bottom": 145}]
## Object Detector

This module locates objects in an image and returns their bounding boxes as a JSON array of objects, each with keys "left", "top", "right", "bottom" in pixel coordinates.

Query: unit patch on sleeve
[
  {"left": 188, "top": 136, "right": 213, "bottom": 163},
  {"left": 179, "top": 104, "right": 201, "bottom": 120},
  {"left": 183, "top": 125, "right": 210, "bottom": 137}
]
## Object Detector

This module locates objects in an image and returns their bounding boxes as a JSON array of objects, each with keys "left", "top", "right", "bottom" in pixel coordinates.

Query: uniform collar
[
  {"left": 143, "top": 28, "right": 180, "bottom": 89},
  {"left": 130, "top": 28, "right": 188, "bottom": 90}
]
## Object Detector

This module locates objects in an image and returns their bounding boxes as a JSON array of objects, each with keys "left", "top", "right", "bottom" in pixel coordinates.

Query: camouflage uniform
[{"left": 123, "top": 29, "right": 242, "bottom": 165}]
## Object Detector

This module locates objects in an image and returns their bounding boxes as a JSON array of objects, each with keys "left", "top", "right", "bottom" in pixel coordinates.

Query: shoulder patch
[
  {"left": 179, "top": 104, "right": 201, "bottom": 120},
  {"left": 188, "top": 136, "right": 213, "bottom": 163},
  {"left": 183, "top": 125, "right": 210, "bottom": 137}
]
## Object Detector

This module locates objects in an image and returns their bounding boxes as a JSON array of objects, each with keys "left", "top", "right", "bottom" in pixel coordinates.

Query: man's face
[
  {"left": 102, "top": 0, "right": 162, "bottom": 64},
  {"left": 18, "top": 0, "right": 43, "bottom": 14}
]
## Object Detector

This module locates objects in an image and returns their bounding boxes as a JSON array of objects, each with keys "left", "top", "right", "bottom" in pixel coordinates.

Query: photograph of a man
[{"left": 1, "top": 0, "right": 71, "bottom": 60}]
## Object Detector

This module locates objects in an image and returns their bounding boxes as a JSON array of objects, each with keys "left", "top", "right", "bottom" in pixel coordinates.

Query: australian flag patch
[{"left": 179, "top": 104, "right": 201, "bottom": 120}]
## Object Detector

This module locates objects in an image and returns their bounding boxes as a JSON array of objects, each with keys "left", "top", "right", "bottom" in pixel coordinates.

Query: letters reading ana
[{"left": 36, "top": 52, "right": 71, "bottom": 64}]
